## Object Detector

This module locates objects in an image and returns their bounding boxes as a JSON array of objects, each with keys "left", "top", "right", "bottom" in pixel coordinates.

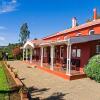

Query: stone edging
[{"left": 4, "top": 62, "right": 29, "bottom": 100}]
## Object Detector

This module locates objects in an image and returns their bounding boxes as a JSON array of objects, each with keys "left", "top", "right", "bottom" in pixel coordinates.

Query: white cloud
[
  {"left": 0, "top": 26, "right": 7, "bottom": 30},
  {"left": 12, "top": 0, "right": 17, "bottom": 3},
  {"left": 0, "top": 0, "right": 18, "bottom": 14},
  {"left": 0, "top": 36, "right": 5, "bottom": 41}
]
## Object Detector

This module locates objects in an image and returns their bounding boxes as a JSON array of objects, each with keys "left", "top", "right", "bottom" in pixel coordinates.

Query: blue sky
[{"left": 0, "top": 0, "right": 100, "bottom": 46}]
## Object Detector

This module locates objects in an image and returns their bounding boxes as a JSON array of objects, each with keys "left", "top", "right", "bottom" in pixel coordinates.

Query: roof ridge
[{"left": 43, "top": 19, "right": 100, "bottom": 39}]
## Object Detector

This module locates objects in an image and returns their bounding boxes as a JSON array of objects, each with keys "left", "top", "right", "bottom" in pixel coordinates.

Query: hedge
[{"left": 84, "top": 54, "right": 100, "bottom": 82}]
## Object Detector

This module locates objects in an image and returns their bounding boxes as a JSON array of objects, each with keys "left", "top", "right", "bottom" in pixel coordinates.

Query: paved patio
[{"left": 7, "top": 61, "right": 100, "bottom": 100}]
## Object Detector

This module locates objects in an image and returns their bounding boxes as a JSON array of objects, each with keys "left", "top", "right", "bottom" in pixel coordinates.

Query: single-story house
[{"left": 23, "top": 8, "right": 100, "bottom": 80}]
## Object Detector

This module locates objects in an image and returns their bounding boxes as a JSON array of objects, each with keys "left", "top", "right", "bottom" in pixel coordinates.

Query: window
[
  {"left": 77, "top": 49, "right": 81, "bottom": 57},
  {"left": 72, "top": 49, "right": 81, "bottom": 57},
  {"left": 72, "top": 49, "right": 76, "bottom": 57},
  {"left": 96, "top": 45, "right": 100, "bottom": 53},
  {"left": 89, "top": 30, "right": 95, "bottom": 35}
]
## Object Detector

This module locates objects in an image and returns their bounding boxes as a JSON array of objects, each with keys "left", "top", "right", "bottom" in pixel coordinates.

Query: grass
[
  {"left": 0, "top": 62, "right": 21, "bottom": 100},
  {"left": 0, "top": 65, "right": 9, "bottom": 90},
  {"left": 0, "top": 94, "right": 9, "bottom": 100},
  {"left": 0, "top": 63, "right": 9, "bottom": 100}
]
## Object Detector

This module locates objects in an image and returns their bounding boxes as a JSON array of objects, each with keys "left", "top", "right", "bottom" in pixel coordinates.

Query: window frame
[
  {"left": 72, "top": 48, "right": 81, "bottom": 58},
  {"left": 89, "top": 30, "right": 95, "bottom": 35},
  {"left": 72, "top": 49, "right": 77, "bottom": 58},
  {"left": 76, "top": 32, "right": 82, "bottom": 36},
  {"left": 96, "top": 45, "right": 100, "bottom": 53},
  {"left": 77, "top": 49, "right": 81, "bottom": 57}
]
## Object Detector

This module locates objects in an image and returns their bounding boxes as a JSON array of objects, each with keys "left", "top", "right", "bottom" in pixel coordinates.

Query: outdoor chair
[{"left": 71, "top": 59, "right": 80, "bottom": 70}]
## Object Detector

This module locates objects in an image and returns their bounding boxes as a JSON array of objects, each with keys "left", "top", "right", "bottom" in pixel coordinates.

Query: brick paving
[{"left": 8, "top": 61, "right": 100, "bottom": 100}]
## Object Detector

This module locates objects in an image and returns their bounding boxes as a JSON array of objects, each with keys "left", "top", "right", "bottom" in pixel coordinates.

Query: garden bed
[{"left": 0, "top": 62, "right": 21, "bottom": 100}]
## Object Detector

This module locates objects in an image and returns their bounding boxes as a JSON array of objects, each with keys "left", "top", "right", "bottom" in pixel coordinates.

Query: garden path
[{"left": 8, "top": 61, "right": 100, "bottom": 100}]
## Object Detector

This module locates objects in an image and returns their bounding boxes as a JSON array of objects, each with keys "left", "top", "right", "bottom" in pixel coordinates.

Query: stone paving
[{"left": 8, "top": 61, "right": 100, "bottom": 100}]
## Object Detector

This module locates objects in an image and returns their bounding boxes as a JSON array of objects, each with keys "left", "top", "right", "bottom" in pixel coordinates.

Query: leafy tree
[
  {"left": 0, "top": 43, "right": 22, "bottom": 60},
  {"left": 86, "top": 19, "right": 92, "bottom": 23},
  {"left": 19, "top": 23, "right": 30, "bottom": 44},
  {"left": 34, "top": 38, "right": 38, "bottom": 40},
  {"left": 12, "top": 46, "right": 22, "bottom": 60},
  {"left": 76, "top": 22, "right": 79, "bottom": 26}
]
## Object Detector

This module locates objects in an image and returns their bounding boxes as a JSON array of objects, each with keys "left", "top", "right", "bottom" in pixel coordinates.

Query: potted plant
[{"left": 7, "top": 64, "right": 10, "bottom": 68}]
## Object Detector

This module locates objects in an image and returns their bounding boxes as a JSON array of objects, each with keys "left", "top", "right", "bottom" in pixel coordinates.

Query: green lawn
[
  {"left": 0, "top": 65, "right": 9, "bottom": 90},
  {"left": 0, "top": 64, "right": 9, "bottom": 100}
]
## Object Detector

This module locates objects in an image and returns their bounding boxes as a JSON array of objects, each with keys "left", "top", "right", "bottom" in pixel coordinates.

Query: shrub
[
  {"left": 12, "top": 47, "right": 22, "bottom": 60},
  {"left": 84, "top": 55, "right": 100, "bottom": 82},
  {"left": 8, "top": 54, "right": 14, "bottom": 60}
]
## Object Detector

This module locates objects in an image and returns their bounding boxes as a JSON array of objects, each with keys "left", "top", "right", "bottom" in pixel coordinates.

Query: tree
[
  {"left": 19, "top": 23, "right": 30, "bottom": 44},
  {"left": 86, "top": 19, "right": 92, "bottom": 23},
  {"left": 12, "top": 46, "right": 22, "bottom": 60},
  {"left": 34, "top": 38, "right": 38, "bottom": 40}
]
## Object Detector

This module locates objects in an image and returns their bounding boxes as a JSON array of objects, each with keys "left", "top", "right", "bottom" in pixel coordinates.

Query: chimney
[
  {"left": 93, "top": 8, "right": 97, "bottom": 21},
  {"left": 72, "top": 17, "right": 77, "bottom": 28}
]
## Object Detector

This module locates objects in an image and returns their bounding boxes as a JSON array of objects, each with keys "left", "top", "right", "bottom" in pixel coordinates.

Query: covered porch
[
  {"left": 22, "top": 35, "right": 100, "bottom": 80},
  {"left": 22, "top": 40, "right": 84, "bottom": 79}
]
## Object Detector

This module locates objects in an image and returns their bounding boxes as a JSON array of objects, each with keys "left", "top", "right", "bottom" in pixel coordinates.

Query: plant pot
[
  {"left": 15, "top": 74, "right": 18, "bottom": 78},
  {"left": 8, "top": 65, "right": 10, "bottom": 68}
]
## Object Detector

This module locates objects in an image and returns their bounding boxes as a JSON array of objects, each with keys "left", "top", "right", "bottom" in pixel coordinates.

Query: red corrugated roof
[
  {"left": 29, "top": 39, "right": 44, "bottom": 45},
  {"left": 43, "top": 19, "right": 100, "bottom": 39}
]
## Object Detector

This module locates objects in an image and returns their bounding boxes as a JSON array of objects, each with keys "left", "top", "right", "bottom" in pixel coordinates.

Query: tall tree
[{"left": 19, "top": 23, "right": 30, "bottom": 44}]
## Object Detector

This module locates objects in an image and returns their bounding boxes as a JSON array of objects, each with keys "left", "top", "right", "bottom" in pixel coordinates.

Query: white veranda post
[
  {"left": 41, "top": 46, "right": 43, "bottom": 67},
  {"left": 30, "top": 48, "right": 33, "bottom": 63},
  {"left": 50, "top": 45, "right": 54, "bottom": 70},
  {"left": 23, "top": 48, "right": 25, "bottom": 61},
  {"left": 66, "top": 44, "right": 71, "bottom": 75},
  {"left": 26, "top": 48, "right": 28, "bottom": 62}
]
